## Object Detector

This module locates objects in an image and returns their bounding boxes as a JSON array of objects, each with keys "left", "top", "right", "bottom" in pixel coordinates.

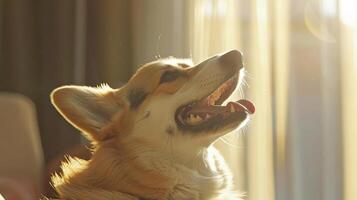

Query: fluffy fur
[{"left": 50, "top": 50, "right": 250, "bottom": 200}]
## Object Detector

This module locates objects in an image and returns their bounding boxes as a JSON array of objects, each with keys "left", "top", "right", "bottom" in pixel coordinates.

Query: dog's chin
[{"left": 175, "top": 74, "right": 254, "bottom": 136}]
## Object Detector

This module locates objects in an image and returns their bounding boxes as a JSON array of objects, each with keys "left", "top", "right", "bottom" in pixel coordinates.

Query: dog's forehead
[
  {"left": 138, "top": 58, "right": 193, "bottom": 72},
  {"left": 128, "top": 61, "right": 166, "bottom": 88},
  {"left": 127, "top": 59, "right": 190, "bottom": 88},
  {"left": 118, "top": 58, "right": 195, "bottom": 106},
  {"left": 137, "top": 61, "right": 168, "bottom": 76},
  {"left": 138, "top": 58, "right": 191, "bottom": 74},
  {"left": 121, "top": 61, "right": 169, "bottom": 99}
]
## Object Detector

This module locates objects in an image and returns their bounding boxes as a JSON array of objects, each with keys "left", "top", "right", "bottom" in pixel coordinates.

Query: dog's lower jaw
[{"left": 52, "top": 146, "right": 241, "bottom": 200}]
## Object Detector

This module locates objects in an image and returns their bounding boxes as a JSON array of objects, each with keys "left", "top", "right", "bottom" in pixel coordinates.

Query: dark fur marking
[
  {"left": 159, "top": 70, "right": 182, "bottom": 84},
  {"left": 128, "top": 89, "right": 148, "bottom": 109}
]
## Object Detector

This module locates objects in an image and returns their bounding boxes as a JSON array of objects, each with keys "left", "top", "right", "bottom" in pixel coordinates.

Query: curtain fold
[
  {"left": 246, "top": 0, "right": 275, "bottom": 199},
  {"left": 189, "top": 0, "right": 276, "bottom": 198},
  {"left": 272, "top": 0, "right": 290, "bottom": 199},
  {"left": 0, "top": 0, "right": 80, "bottom": 162},
  {"left": 340, "top": 1, "right": 357, "bottom": 199},
  {"left": 0, "top": 0, "right": 133, "bottom": 162}
]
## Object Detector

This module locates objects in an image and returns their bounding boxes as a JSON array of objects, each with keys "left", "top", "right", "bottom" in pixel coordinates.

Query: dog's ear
[{"left": 51, "top": 85, "right": 124, "bottom": 141}]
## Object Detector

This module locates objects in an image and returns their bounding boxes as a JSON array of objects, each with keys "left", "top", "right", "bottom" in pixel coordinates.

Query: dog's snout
[{"left": 218, "top": 50, "right": 243, "bottom": 69}]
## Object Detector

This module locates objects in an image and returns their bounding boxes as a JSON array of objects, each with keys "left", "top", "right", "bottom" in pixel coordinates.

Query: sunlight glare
[
  {"left": 217, "top": 0, "right": 228, "bottom": 17},
  {"left": 202, "top": 0, "right": 213, "bottom": 16},
  {"left": 340, "top": 0, "right": 357, "bottom": 28},
  {"left": 202, "top": 0, "right": 227, "bottom": 17},
  {"left": 304, "top": 1, "right": 336, "bottom": 43}
]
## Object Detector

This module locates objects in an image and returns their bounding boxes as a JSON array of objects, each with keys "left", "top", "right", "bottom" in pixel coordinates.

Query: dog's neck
[
  {"left": 166, "top": 146, "right": 235, "bottom": 199},
  {"left": 53, "top": 145, "right": 235, "bottom": 200}
]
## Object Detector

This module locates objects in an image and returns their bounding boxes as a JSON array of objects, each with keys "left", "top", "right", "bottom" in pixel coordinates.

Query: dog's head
[{"left": 51, "top": 50, "right": 254, "bottom": 161}]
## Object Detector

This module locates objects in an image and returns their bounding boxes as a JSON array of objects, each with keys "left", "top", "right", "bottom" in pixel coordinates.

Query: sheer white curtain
[
  {"left": 189, "top": 0, "right": 278, "bottom": 199},
  {"left": 188, "top": 0, "right": 356, "bottom": 200},
  {"left": 132, "top": 0, "right": 357, "bottom": 199}
]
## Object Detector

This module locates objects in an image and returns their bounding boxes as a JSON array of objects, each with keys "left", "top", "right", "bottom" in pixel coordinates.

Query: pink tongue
[{"left": 237, "top": 99, "right": 255, "bottom": 114}]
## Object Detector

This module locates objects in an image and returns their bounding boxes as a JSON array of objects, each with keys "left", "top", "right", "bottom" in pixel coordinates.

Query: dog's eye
[
  {"left": 178, "top": 63, "right": 191, "bottom": 68},
  {"left": 159, "top": 71, "right": 181, "bottom": 84}
]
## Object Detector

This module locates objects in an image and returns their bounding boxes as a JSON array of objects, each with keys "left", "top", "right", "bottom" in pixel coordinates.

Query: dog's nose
[{"left": 218, "top": 50, "right": 243, "bottom": 68}]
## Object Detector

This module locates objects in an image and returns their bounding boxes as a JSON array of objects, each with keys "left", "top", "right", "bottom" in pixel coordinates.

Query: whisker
[
  {"left": 243, "top": 70, "right": 253, "bottom": 79},
  {"left": 220, "top": 136, "right": 245, "bottom": 149},
  {"left": 240, "top": 119, "right": 252, "bottom": 135},
  {"left": 239, "top": 87, "right": 245, "bottom": 98},
  {"left": 155, "top": 33, "right": 162, "bottom": 60},
  {"left": 242, "top": 79, "right": 249, "bottom": 87}
]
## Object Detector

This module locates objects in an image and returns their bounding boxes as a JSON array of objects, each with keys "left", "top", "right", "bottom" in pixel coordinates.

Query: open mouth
[{"left": 175, "top": 74, "right": 255, "bottom": 132}]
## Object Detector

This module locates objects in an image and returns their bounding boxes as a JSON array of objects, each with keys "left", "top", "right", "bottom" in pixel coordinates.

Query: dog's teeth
[
  {"left": 193, "top": 115, "right": 202, "bottom": 122},
  {"left": 185, "top": 114, "right": 193, "bottom": 123},
  {"left": 186, "top": 114, "right": 203, "bottom": 124},
  {"left": 230, "top": 104, "right": 235, "bottom": 112}
]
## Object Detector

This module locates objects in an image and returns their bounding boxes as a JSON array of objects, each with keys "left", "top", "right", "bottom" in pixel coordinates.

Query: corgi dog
[{"left": 50, "top": 50, "right": 255, "bottom": 200}]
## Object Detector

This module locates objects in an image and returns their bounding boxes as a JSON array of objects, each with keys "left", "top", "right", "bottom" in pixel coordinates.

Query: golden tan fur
[{"left": 50, "top": 51, "right": 247, "bottom": 199}]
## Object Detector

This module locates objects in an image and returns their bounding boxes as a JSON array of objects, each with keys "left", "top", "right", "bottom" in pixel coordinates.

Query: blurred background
[{"left": 0, "top": 0, "right": 356, "bottom": 199}]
